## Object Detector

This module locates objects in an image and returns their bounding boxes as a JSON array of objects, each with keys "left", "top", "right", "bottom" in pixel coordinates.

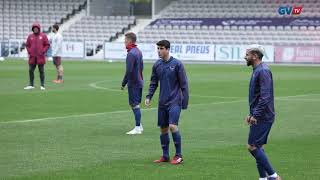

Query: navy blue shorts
[
  {"left": 53, "top": 56, "right": 61, "bottom": 66},
  {"left": 248, "top": 122, "right": 273, "bottom": 147},
  {"left": 158, "top": 105, "right": 181, "bottom": 128},
  {"left": 128, "top": 87, "right": 142, "bottom": 106}
]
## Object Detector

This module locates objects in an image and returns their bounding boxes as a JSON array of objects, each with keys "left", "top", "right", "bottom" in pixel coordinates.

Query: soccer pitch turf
[{"left": 0, "top": 60, "right": 319, "bottom": 180}]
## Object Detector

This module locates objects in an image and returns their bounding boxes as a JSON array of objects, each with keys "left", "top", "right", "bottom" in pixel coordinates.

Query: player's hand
[
  {"left": 145, "top": 98, "right": 151, "bottom": 107},
  {"left": 121, "top": 85, "right": 126, "bottom": 90},
  {"left": 245, "top": 115, "right": 251, "bottom": 125},
  {"left": 248, "top": 116, "right": 257, "bottom": 125}
]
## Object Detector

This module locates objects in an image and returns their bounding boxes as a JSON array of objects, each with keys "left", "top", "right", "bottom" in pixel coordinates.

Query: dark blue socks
[
  {"left": 172, "top": 131, "right": 182, "bottom": 157},
  {"left": 132, "top": 108, "right": 141, "bottom": 126},
  {"left": 250, "top": 148, "right": 275, "bottom": 176},
  {"left": 160, "top": 133, "right": 170, "bottom": 158}
]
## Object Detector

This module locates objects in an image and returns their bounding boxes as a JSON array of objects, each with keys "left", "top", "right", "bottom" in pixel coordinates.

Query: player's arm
[
  {"left": 52, "top": 35, "right": 63, "bottom": 56},
  {"left": 178, "top": 63, "right": 189, "bottom": 109},
  {"left": 252, "top": 70, "right": 272, "bottom": 120},
  {"left": 26, "top": 36, "right": 31, "bottom": 55},
  {"left": 145, "top": 63, "right": 159, "bottom": 106},
  {"left": 121, "top": 53, "right": 135, "bottom": 89},
  {"left": 43, "top": 35, "right": 50, "bottom": 54},
  {"left": 58, "top": 35, "right": 63, "bottom": 53},
  {"left": 246, "top": 115, "right": 257, "bottom": 125}
]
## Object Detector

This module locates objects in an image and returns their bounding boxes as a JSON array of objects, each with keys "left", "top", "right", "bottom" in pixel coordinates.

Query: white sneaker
[
  {"left": 40, "top": 86, "right": 45, "bottom": 90},
  {"left": 139, "top": 125, "right": 143, "bottom": 132},
  {"left": 24, "top": 86, "right": 34, "bottom": 90},
  {"left": 126, "top": 127, "right": 142, "bottom": 135}
]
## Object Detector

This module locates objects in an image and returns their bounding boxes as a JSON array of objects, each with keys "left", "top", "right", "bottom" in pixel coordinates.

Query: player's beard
[{"left": 246, "top": 59, "right": 253, "bottom": 66}]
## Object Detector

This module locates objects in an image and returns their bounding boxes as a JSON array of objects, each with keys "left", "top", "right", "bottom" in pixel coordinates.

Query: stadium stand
[
  {"left": 1, "top": 0, "right": 319, "bottom": 56},
  {"left": 63, "top": 15, "right": 136, "bottom": 43},
  {"left": 138, "top": 24, "right": 320, "bottom": 45},
  {"left": 162, "top": 0, "right": 320, "bottom": 18},
  {"left": 138, "top": 0, "right": 320, "bottom": 45},
  {"left": 0, "top": 0, "right": 86, "bottom": 41},
  {"left": 0, "top": 0, "right": 136, "bottom": 57}
]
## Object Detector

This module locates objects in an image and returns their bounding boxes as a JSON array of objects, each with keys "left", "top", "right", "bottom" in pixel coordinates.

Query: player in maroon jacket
[{"left": 24, "top": 23, "right": 50, "bottom": 90}]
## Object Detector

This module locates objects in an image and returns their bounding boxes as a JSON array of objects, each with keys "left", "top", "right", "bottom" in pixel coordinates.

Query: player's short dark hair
[
  {"left": 250, "top": 50, "right": 264, "bottom": 60},
  {"left": 156, "top": 40, "right": 170, "bottom": 49},
  {"left": 125, "top": 32, "right": 136, "bottom": 43},
  {"left": 53, "top": 24, "right": 59, "bottom": 31}
]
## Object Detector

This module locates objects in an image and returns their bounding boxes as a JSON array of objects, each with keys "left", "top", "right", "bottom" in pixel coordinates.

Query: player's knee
[
  {"left": 131, "top": 104, "right": 140, "bottom": 109},
  {"left": 160, "top": 127, "right": 169, "bottom": 134},
  {"left": 169, "top": 124, "right": 178, "bottom": 132},
  {"left": 247, "top": 144, "right": 257, "bottom": 151}
]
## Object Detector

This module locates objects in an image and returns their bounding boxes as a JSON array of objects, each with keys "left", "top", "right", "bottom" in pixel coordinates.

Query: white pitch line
[
  {"left": 89, "top": 80, "right": 242, "bottom": 99},
  {"left": 276, "top": 93, "right": 320, "bottom": 99},
  {"left": 89, "top": 80, "right": 320, "bottom": 100},
  {"left": 190, "top": 94, "right": 242, "bottom": 99},
  {"left": 0, "top": 108, "right": 156, "bottom": 124},
  {"left": 89, "top": 81, "right": 122, "bottom": 92},
  {"left": 1, "top": 93, "right": 320, "bottom": 124},
  {"left": 0, "top": 100, "right": 247, "bottom": 124}
]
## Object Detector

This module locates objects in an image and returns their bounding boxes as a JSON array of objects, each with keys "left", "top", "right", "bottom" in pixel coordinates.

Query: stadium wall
[
  {"left": 90, "top": 0, "right": 130, "bottom": 16},
  {"left": 153, "top": 0, "right": 172, "bottom": 17},
  {"left": 2, "top": 41, "right": 320, "bottom": 63},
  {"left": 104, "top": 42, "right": 275, "bottom": 62}
]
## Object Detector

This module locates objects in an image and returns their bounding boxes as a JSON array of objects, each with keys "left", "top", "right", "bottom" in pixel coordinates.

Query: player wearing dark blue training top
[
  {"left": 244, "top": 45, "right": 281, "bottom": 180},
  {"left": 145, "top": 40, "right": 189, "bottom": 165},
  {"left": 121, "top": 32, "right": 144, "bottom": 135}
]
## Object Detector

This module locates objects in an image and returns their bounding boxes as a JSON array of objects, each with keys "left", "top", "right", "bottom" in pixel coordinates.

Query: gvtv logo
[{"left": 278, "top": 6, "right": 303, "bottom": 15}]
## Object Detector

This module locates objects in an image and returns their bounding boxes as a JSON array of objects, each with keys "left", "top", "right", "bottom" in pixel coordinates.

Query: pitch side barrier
[
  {"left": 104, "top": 42, "right": 215, "bottom": 61},
  {"left": 4, "top": 40, "right": 319, "bottom": 63},
  {"left": 104, "top": 42, "right": 273, "bottom": 62},
  {"left": 275, "top": 46, "right": 320, "bottom": 63},
  {"left": 104, "top": 42, "right": 320, "bottom": 64}
]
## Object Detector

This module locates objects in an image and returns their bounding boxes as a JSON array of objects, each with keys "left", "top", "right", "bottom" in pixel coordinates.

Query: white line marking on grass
[
  {"left": 1, "top": 93, "right": 319, "bottom": 124},
  {"left": 1, "top": 100, "right": 247, "bottom": 124},
  {"left": 89, "top": 81, "right": 122, "bottom": 92},
  {"left": 276, "top": 93, "right": 320, "bottom": 99},
  {"left": 89, "top": 80, "right": 242, "bottom": 99},
  {"left": 0, "top": 108, "right": 156, "bottom": 124},
  {"left": 89, "top": 80, "right": 320, "bottom": 100},
  {"left": 190, "top": 94, "right": 242, "bottom": 99}
]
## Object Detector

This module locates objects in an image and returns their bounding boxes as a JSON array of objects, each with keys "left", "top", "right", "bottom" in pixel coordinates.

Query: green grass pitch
[{"left": 0, "top": 60, "right": 319, "bottom": 179}]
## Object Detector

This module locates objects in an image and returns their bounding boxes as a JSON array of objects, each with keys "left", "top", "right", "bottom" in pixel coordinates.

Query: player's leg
[
  {"left": 29, "top": 64, "right": 36, "bottom": 86},
  {"left": 57, "top": 64, "right": 64, "bottom": 81},
  {"left": 132, "top": 88, "right": 142, "bottom": 129},
  {"left": 248, "top": 122, "right": 280, "bottom": 180},
  {"left": 24, "top": 64, "right": 36, "bottom": 89},
  {"left": 53, "top": 57, "right": 63, "bottom": 83},
  {"left": 248, "top": 144, "right": 268, "bottom": 180},
  {"left": 38, "top": 64, "right": 45, "bottom": 89},
  {"left": 154, "top": 108, "right": 170, "bottom": 163},
  {"left": 56, "top": 57, "right": 63, "bottom": 81},
  {"left": 53, "top": 57, "right": 58, "bottom": 81},
  {"left": 126, "top": 87, "right": 142, "bottom": 134},
  {"left": 168, "top": 105, "right": 183, "bottom": 164}
]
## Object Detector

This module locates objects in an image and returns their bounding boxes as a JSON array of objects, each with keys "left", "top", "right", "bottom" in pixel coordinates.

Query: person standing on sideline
[
  {"left": 24, "top": 23, "right": 50, "bottom": 90},
  {"left": 145, "top": 40, "right": 189, "bottom": 165},
  {"left": 51, "top": 24, "right": 64, "bottom": 83},
  {"left": 244, "top": 44, "right": 281, "bottom": 180},
  {"left": 121, "top": 32, "right": 144, "bottom": 135}
]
